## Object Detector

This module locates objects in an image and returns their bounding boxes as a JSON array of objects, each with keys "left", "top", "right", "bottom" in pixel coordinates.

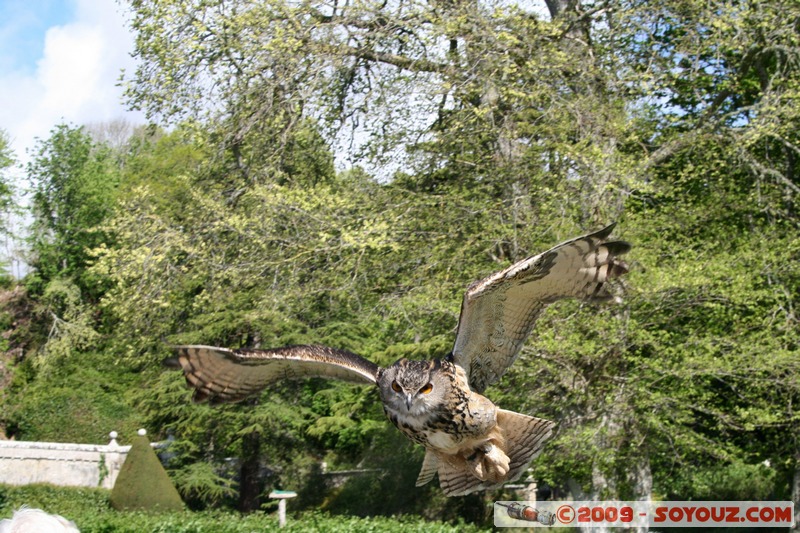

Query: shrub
[{"left": 109, "top": 434, "right": 184, "bottom": 512}]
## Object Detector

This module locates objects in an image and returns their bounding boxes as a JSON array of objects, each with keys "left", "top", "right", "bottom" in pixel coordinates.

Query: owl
[{"left": 167, "top": 224, "right": 630, "bottom": 496}]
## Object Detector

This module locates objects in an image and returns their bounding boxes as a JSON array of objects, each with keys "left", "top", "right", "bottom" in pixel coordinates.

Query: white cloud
[
  {"left": 0, "top": 0, "right": 143, "bottom": 164},
  {"left": 37, "top": 24, "right": 106, "bottom": 120}
]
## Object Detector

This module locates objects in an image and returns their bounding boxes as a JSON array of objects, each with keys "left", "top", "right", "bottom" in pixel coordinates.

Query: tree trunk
[
  {"left": 791, "top": 455, "right": 800, "bottom": 531},
  {"left": 544, "top": 0, "right": 578, "bottom": 20},
  {"left": 238, "top": 429, "right": 263, "bottom": 512},
  {"left": 629, "top": 454, "right": 652, "bottom": 533},
  {"left": 577, "top": 411, "right": 623, "bottom": 533}
]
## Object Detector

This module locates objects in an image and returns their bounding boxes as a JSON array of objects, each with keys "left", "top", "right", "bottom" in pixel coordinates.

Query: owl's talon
[
  {"left": 484, "top": 443, "right": 510, "bottom": 482},
  {"left": 465, "top": 443, "right": 510, "bottom": 483}
]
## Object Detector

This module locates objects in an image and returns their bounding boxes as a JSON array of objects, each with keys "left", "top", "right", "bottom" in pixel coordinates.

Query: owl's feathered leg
[
  {"left": 415, "top": 446, "right": 510, "bottom": 487},
  {"left": 465, "top": 442, "right": 510, "bottom": 483}
]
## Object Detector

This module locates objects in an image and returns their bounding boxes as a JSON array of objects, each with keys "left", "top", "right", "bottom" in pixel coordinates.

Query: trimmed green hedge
[
  {"left": 109, "top": 435, "right": 184, "bottom": 512},
  {"left": 0, "top": 484, "right": 486, "bottom": 532}
]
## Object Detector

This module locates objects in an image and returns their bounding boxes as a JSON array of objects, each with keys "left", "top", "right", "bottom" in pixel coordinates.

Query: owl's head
[{"left": 377, "top": 358, "right": 449, "bottom": 416}]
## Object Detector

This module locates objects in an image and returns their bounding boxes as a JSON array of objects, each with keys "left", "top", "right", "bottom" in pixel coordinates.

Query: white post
[
  {"left": 278, "top": 499, "right": 287, "bottom": 527},
  {"left": 268, "top": 490, "right": 297, "bottom": 528}
]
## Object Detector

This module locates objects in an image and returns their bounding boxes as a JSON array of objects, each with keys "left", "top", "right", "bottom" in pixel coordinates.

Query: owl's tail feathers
[
  {"left": 415, "top": 450, "right": 440, "bottom": 487},
  {"left": 430, "top": 410, "right": 556, "bottom": 497},
  {"left": 496, "top": 409, "right": 556, "bottom": 484}
]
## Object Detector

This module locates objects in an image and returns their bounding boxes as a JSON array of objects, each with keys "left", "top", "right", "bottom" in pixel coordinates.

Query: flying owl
[{"left": 167, "top": 224, "right": 630, "bottom": 496}]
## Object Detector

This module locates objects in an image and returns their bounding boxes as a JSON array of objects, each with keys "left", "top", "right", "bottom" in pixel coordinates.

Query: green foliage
[
  {"left": 34, "top": 278, "right": 100, "bottom": 367},
  {"left": 110, "top": 435, "right": 184, "bottom": 512},
  {"left": 0, "top": 484, "right": 110, "bottom": 522},
  {"left": 320, "top": 428, "right": 425, "bottom": 517},
  {"left": 0, "top": 130, "right": 16, "bottom": 235},
  {"left": 671, "top": 460, "right": 778, "bottom": 502},
  {"left": 27, "top": 124, "right": 119, "bottom": 292},
  {"left": 3, "top": 0, "right": 799, "bottom": 520},
  {"left": 0, "top": 130, "right": 13, "bottom": 172},
  {"left": 0, "top": 485, "right": 480, "bottom": 532},
  {"left": 170, "top": 462, "right": 237, "bottom": 507},
  {"left": 1, "top": 351, "right": 139, "bottom": 443}
]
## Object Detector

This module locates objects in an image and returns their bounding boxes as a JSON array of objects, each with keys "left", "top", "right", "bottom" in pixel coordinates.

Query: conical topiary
[{"left": 110, "top": 430, "right": 184, "bottom": 512}]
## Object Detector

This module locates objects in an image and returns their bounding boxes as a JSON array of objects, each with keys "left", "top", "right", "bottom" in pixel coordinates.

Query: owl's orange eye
[
  {"left": 419, "top": 383, "right": 433, "bottom": 394},
  {"left": 391, "top": 380, "right": 402, "bottom": 393}
]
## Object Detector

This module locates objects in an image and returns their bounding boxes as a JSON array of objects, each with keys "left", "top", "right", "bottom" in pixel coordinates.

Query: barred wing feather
[
  {"left": 167, "top": 345, "right": 379, "bottom": 403},
  {"left": 451, "top": 224, "right": 630, "bottom": 392}
]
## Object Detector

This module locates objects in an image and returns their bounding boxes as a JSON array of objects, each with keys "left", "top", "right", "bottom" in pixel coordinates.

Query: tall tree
[
  {"left": 124, "top": 0, "right": 635, "bottom": 206},
  {"left": 27, "top": 124, "right": 119, "bottom": 294},
  {"left": 0, "top": 130, "right": 17, "bottom": 241},
  {"left": 523, "top": 0, "right": 800, "bottom": 510}
]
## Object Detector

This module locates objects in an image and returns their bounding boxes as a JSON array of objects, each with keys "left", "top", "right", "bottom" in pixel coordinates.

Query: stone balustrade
[{"left": 0, "top": 431, "right": 141, "bottom": 489}]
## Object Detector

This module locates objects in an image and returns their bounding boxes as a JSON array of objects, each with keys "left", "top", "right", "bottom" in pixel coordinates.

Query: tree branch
[{"left": 321, "top": 43, "right": 452, "bottom": 75}]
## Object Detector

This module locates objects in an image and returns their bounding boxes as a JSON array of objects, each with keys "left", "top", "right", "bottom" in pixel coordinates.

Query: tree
[
  {"left": 0, "top": 129, "right": 19, "bottom": 267},
  {"left": 0, "top": 130, "right": 15, "bottom": 221},
  {"left": 509, "top": 0, "right": 800, "bottom": 511},
  {"left": 619, "top": 0, "right": 800, "bottom": 457},
  {"left": 123, "top": 1, "right": 636, "bottom": 203},
  {"left": 27, "top": 124, "right": 119, "bottom": 294}
]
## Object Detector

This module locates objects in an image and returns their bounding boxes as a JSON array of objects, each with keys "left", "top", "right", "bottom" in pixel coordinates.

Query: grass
[{"left": 0, "top": 484, "right": 488, "bottom": 532}]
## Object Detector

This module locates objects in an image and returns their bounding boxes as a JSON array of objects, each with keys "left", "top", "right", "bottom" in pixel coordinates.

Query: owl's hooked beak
[{"left": 405, "top": 394, "right": 414, "bottom": 411}]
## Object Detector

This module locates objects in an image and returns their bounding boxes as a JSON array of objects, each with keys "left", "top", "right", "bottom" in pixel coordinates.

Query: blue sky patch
[{"left": 0, "top": 0, "right": 74, "bottom": 73}]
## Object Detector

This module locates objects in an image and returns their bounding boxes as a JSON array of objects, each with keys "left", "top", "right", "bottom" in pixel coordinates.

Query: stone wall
[{"left": 0, "top": 432, "right": 132, "bottom": 489}]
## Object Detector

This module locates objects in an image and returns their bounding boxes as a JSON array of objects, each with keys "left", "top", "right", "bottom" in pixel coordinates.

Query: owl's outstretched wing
[
  {"left": 451, "top": 224, "right": 630, "bottom": 393},
  {"left": 166, "top": 345, "right": 379, "bottom": 403}
]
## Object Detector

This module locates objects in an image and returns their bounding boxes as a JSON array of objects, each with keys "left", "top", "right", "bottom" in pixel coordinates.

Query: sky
[
  {"left": 0, "top": 0, "right": 143, "bottom": 165},
  {"left": 0, "top": 0, "right": 143, "bottom": 276}
]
